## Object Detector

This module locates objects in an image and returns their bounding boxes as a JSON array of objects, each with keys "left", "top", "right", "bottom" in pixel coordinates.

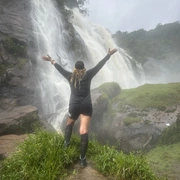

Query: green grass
[
  {"left": 115, "top": 83, "right": 180, "bottom": 110},
  {"left": 88, "top": 140, "right": 159, "bottom": 180},
  {"left": 0, "top": 130, "right": 80, "bottom": 180},
  {"left": 0, "top": 130, "right": 160, "bottom": 180},
  {"left": 123, "top": 116, "right": 142, "bottom": 126},
  {"left": 146, "top": 143, "right": 180, "bottom": 180}
]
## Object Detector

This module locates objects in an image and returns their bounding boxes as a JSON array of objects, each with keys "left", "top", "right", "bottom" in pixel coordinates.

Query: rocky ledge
[{"left": 0, "top": 100, "right": 55, "bottom": 159}]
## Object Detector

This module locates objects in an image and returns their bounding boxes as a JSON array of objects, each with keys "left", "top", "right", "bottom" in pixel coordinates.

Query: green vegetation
[
  {"left": 88, "top": 140, "right": 159, "bottom": 180},
  {"left": 158, "top": 115, "right": 180, "bottom": 145},
  {"left": 0, "top": 130, "right": 160, "bottom": 180},
  {"left": 0, "top": 130, "right": 79, "bottom": 180},
  {"left": 99, "top": 82, "right": 121, "bottom": 99},
  {"left": 17, "top": 58, "right": 27, "bottom": 69},
  {"left": 115, "top": 83, "right": 180, "bottom": 110},
  {"left": 0, "top": 63, "right": 13, "bottom": 76},
  {"left": 123, "top": 116, "right": 141, "bottom": 126},
  {"left": 113, "top": 22, "right": 180, "bottom": 65},
  {"left": 3, "top": 37, "right": 26, "bottom": 56},
  {"left": 146, "top": 143, "right": 180, "bottom": 180}
]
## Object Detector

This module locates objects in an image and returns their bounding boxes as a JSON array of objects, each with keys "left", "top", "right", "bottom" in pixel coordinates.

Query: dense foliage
[{"left": 113, "top": 21, "right": 180, "bottom": 65}]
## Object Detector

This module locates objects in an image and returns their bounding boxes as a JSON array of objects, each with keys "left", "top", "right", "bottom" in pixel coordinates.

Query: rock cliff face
[
  {"left": 0, "top": 0, "right": 32, "bottom": 103},
  {"left": 0, "top": 0, "right": 31, "bottom": 43},
  {"left": 0, "top": 0, "right": 55, "bottom": 141}
]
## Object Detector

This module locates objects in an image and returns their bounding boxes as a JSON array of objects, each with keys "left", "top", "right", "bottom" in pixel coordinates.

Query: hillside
[{"left": 113, "top": 21, "right": 180, "bottom": 65}]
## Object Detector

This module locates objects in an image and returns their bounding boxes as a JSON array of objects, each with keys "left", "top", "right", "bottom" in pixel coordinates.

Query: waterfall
[
  {"left": 30, "top": 0, "right": 71, "bottom": 130},
  {"left": 30, "top": 1, "right": 143, "bottom": 130},
  {"left": 70, "top": 8, "right": 144, "bottom": 89}
]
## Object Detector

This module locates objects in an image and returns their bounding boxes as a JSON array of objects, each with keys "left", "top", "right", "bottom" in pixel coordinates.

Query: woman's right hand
[{"left": 42, "top": 54, "right": 52, "bottom": 61}]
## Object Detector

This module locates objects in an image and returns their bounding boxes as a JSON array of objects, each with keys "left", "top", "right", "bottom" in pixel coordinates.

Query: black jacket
[{"left": 54, "top": 54, "right": 111, "bottom": 105}]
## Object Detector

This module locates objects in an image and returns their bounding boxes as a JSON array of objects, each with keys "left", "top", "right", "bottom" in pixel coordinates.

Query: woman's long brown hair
[{"left": 70, "top": 68, "right": 86, "bottom": 88}]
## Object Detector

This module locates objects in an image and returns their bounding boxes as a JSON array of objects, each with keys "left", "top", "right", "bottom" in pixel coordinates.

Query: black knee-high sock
[
  {"left": 64, "top": 124, "right": 73, "bottom": 144},
  {"left": 80, "top": 133, "right": 88, "bottom": 159}
]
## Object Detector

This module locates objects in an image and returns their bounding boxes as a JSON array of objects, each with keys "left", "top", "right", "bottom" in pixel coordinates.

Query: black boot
[
  {"left": 80, "top": 156, "right": 87, "bottom": 168},
  {"left": 64, "top": 141, "right": 70, "bottom": 148},
  {"left": 80, "top": 133, "right": 88, "bottom": 168}
]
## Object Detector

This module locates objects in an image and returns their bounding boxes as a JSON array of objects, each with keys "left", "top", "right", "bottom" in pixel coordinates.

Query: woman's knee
[
  {"left": 79, "top": 128, "right": 88, "bottom": 135},
  {"left": 67, "top": 117, "right": 75, "bottom": 126}
]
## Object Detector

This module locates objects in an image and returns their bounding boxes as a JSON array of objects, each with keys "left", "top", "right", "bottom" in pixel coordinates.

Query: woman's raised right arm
[{"left": 42, "top": 55, "right": 71, "bottom": 78}]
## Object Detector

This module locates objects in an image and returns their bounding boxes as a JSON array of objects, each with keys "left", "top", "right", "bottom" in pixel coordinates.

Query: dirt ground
[
  {"left": 0, "top": 134, "right": 27, "bottom": 158},
  {"left": 67, "top": 162, "right": 108, "bottom": 180}
]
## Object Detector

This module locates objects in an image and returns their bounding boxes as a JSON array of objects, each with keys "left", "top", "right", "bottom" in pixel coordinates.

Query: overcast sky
[{"left": 85, "top": 0, "right": 180, "bottom": 33}]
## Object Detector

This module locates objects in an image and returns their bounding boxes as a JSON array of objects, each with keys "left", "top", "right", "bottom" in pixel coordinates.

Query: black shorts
[{"left": 68, "top": 103, "right": 92, "bottom": 120}]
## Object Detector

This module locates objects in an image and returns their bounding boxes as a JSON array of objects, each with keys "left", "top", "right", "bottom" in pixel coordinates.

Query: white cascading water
[
  {"left": 30, "top": 1, "right": 143, "bottom": 130},
  {"left": 71, "top": 9, "right": 143, "bottom": 89}
]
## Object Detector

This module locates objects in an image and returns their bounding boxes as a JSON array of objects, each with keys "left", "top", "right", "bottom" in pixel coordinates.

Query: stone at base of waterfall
[{"left": 0, "top": 105, "right": 55, "bottom": 136}]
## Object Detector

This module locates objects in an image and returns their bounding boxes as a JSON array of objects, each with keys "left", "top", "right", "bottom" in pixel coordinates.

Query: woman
[{"left": 42, "top": 48, "right": 117, "bottom": 168}]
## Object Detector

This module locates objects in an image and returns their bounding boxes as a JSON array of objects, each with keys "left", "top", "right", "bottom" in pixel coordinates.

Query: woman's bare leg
[{"left": 79, "top": 115, "right": 91, "bottom": 135}]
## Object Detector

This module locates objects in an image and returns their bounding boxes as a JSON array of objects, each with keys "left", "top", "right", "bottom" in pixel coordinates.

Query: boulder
[
  {"left": 0, "top": 105, "right": 55, "bottom": 136},
  {"left": 0, "top": 105, "right": 39, "bottom": 135}
]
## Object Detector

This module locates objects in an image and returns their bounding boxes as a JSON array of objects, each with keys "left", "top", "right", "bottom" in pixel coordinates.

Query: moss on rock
[{"left": 99, "top": 82, "right": 121, "bottom": 99}]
